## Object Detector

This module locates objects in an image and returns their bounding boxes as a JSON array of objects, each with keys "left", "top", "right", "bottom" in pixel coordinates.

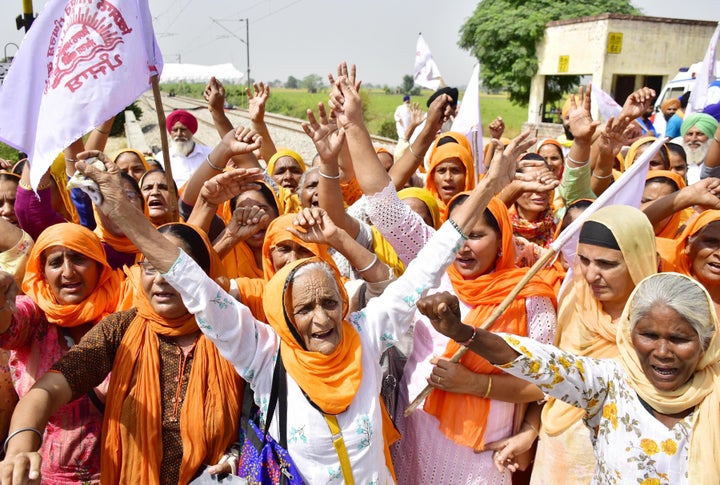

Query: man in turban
[
  {"left": 680, "top": 112, "right": 719, "bottom": 184},
  {"left": 661, "top": 98, "right": 681, "bottom": 122},
  {"left": 155, "top": 110, "right": 213, "bottom": 186}
]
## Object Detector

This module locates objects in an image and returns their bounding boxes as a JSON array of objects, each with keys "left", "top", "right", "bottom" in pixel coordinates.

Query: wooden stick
[
  {"left": 150, "top": 74, "right": 179, "bottom": 222},
  {"left": 404, "top": 247, "right": 558, "bottom": 416}
]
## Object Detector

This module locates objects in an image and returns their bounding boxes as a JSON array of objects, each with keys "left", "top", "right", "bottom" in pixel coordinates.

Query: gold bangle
[
  {"left": 483, "top": 375, "right": 493, "bottom": 399},
  {"left": 408, "top": 143, "right": 422, "bottom": 160}
]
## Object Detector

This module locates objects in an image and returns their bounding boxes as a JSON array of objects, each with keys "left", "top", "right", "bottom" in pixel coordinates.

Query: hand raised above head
[
  {"left": 424, "top": 94, "right": 454, "bottom": 135},
  {"left": 247, "top": 81, "right": 270, "bottom": 123},
  {"left": 566, "top": 84, "right": 600, "bottom": 142},
  {"left": 485, "top": 131, "right": 537, "bottom": 191},
  {"left": 226, "top": 205, "right": 270, "bottom": 242},
  {"left": 286, "top": 207, "right": 338, "bottom": 246},
  {"left": 328, "top": 76, "right": 364, "bottom": 130},
  {"left": 221, "top": 126, "right": 263, "bottom": 156},
  {"left": 302, "top": 103, "right": 345, "bottom": 162},
  {"left": 200, "top": 168, "right": 264, "bottom": 206},
  {"left": 489, "top": 116, "right": 505, "bottom": 140},
  {"left": 75, "top": 150, "right": 126, "bottom": 216},
  {"left": 204, "top": 76, "right": 226, "bottom": 113},
  {"left": 619, "top": 86, "right": 656, "bottom": 123}
]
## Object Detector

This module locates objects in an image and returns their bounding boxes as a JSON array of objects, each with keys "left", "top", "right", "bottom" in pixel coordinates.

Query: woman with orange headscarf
[
  {"left": 640, "top": 170, "right": 687, "bottom": 238},
  {"left": 424, "top": 132, "right": 476, "bottom": 222},
  {"left": 1, "top": 223, "right": 241, "bottom": 484},
  {"left": 0, "top": 223, "right": 125, "bottom": 483},
  {"left": 391, "top": 195, "right": 557, "bottom": 484}
]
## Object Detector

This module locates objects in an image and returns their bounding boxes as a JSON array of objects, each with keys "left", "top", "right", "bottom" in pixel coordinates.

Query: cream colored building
[{"left": 527, "top": 14, "right": 718, "bottom": 126}]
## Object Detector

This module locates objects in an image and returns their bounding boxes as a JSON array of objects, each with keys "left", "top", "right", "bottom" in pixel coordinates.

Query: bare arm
[
  {"left": 706, "top": 122, "right": 720, "bottom": 169},
  {"left": 246, "top": 82, "right": 278, "bottom": 163},
  {"left": 643, "top": 177, "right": 720, "bottom": 227}
]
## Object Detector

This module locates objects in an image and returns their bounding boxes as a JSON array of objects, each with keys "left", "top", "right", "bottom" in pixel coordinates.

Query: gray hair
[
  {"left": 293, "top": 260, "right": 341, "bottom": 296},
  {"left": 629, "top": 273, "right": 715, "bottom": 350},
  {"left": 297, "top": 167, "right": 320, "bottom": 194}
]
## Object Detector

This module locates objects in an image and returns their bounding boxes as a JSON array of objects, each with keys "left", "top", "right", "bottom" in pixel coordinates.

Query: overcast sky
[{"left": 1, "top": 0, "right": 718, "bottom": 87}]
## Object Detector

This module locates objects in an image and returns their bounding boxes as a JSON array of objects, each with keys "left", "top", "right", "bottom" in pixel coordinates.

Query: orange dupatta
[
  {"left": 22, "top": 223, "right": 123, "bottom": 326},
  {"left": 101, "top": 223, "right": 241, "bottom": 484},
  {"left": 423, "top": 197, "right": 556, "bottom": 450},
  {"left": 645, "top": 170, "right": 686, "bottom": 239},
  {"left": 672, "top": 210, "right": 720, "bottom": 276},
  {"left": 424, "top": 133, "right": 475, "bottom": 223}
]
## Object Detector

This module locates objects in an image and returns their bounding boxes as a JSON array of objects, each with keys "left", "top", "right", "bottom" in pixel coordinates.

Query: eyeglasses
[{"left": 139, "top": 260, "right": 158, "bottom": 276}]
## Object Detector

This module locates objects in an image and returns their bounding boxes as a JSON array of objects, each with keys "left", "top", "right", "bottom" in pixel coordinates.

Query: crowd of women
[{"left": 0, "top": 62, "right": 719, "bottom": 484}]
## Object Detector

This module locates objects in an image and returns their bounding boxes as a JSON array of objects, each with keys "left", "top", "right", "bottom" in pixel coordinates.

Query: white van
[{"left": 653, "top": 61, "right": 720, "bottom": 135}]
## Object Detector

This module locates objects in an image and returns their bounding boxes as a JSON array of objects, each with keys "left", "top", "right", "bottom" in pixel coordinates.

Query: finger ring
[{"left": 437, "top": 377, "right": 442, "bottom": 385}]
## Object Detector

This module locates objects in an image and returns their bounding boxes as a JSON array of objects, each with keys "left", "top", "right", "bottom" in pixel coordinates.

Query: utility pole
[
  {"left": 16, "top": 0, "right": 35, "bottom": 32},
  {"left": 243, "top": 18, "right": 250, "bottom": 94}
]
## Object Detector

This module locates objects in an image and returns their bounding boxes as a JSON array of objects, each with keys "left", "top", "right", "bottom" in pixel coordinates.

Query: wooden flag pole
[
  {"left": 404, "top": 247, "right": 558, "bottom": 416},
  {"left": 150, "top": 74, "right": 179, "bottom": 222}
]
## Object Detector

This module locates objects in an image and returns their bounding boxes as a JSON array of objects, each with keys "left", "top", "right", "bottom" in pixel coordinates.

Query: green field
[{"left": 160, "top": 83, "right": 527, "bottom": 138}]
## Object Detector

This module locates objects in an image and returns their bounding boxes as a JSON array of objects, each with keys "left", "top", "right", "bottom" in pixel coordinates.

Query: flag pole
[
  {"left": 150, "top": 74, "right": 179, "bottom": 222},
  {"left": 405, "top": 247, "right": 558, "bottom": 416}
]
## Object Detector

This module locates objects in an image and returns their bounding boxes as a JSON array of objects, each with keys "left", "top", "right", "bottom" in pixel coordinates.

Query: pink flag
[
  {"left": 550, "top": 137, "right": 665, "bottom": 298},
  {"left": 0, "top": 0, "right": 163, "bottom": 189},
  {"left": 414, "top": 34, "right": 443, "bottom": 91},
  {"left": 590, "top": 84, "right": 622, "bottom": 122},
  {"left": 451, "top": 64, "right": 484, "bottom": 180},
  {"left": 686, "top": 22, "right": 720, "bottom": 116}
]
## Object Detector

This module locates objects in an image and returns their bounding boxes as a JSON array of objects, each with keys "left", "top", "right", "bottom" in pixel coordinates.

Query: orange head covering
[
  {"left": 101, "top": 223, "right": 241, "bottom": 484},
  {"left": 265, "top": 149, "right": 306, "bottom": 177},
  {"left": 221, "top": 181, "right": 281, "bottom": 279},
  {"left": 398, "top": 187, "right": 441, "bottom": 229},
  {"left": 673, "top": 210, "right": 720, "bottom": 276},
  {"left": 263, "top": 257, "right": 361, "bottom": 415},
  {"left": 425, "top": 134, "right": 476, "bottom": 222},
  {"left": 22, "top": 223, "right": 123, "bottom": 326},
  {"left": 645, "top": 170, "right": 686, "bottom": 238},
  {"left": 542, "top": 205, "right": 658, "bottom": 435},
  {"left": 661, "top": 98, "right": 681, "bottom": 112},
  {"left": 261, "top": 213, "right": 338, "bottom": 281},
  {"left": 51, "top": 153, "right": 80, "bottom": 224},
  {"left": 621, "top": 136, "right": 669, "bottom": 172},
  {"left": 112, "top": 148, "right": 152, "bottom": 172},
  {"left": 423, "top": 197, "right": 556, "bottom": 450}
]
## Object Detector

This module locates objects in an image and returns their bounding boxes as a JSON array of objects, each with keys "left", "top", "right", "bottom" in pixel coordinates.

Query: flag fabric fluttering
[
  {"left": 414, "top": 34, "right": 443, "bottom": 91},
  {"left": 0, "top": 0, "right": 163, "bottom": 189},
  {"left": 590, "top": 84, "right": 622, "bottom": 122},
  {"left": 451, "top": 64, "right": 484, "bottom": 180},
  {"left": 551, "top": 136, "right": 665, "bottom": 298},
  {"left": 686, "top": 22, "right": 720, "bottom": 116}
]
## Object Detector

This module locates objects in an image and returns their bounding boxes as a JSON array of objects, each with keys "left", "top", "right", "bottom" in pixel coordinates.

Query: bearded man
[
  {"left": 679, "top": 113, "right": 719, "bottom": 184},
  {"left": 155, "top": 110, "right": 213, "bottom": 186}
]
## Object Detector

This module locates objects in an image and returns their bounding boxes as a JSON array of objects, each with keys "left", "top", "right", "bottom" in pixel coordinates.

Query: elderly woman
[
  {"left": 418, "top": 271, "right": 720, "bottom": 484},
  {"left": 0, "top": 222, "right": 242, "bottom": 484},
  {"left": 7, "top": 112, "right": 519, "bottom": 483}
]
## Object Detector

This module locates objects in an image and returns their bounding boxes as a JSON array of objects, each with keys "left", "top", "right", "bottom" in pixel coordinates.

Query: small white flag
[
  {"left": 591, "top": 84, "right": 622, "bottom": 122},
  {"left": 451, "top": 64, "right": 483, "bottom": 180},
  {"left": 414, "top": 34, "right": 443, "bottom": 91},
  {"left": 686, "top": 22, "right": 720, "bottom": 116},
  {"left": 0, "top": 0, "right": 163, "bottom": 189}
]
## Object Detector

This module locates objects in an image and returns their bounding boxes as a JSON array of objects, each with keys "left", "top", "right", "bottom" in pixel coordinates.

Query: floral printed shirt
[{"left": 499, "top": 334, "right": 692, "bottom": 485}]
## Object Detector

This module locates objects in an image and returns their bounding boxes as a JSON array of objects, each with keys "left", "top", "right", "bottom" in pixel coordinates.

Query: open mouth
[
  {"left": 312, "top": 328, "right": 334, "bottom": 339},
  {"left": 148, "top": 199, "right": 165, "bottom": 208},
  {"left": 651, "top": 365, "right": 677, "bottom": 378}
]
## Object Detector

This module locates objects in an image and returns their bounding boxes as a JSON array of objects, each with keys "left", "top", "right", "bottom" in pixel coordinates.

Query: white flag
[
  {"left": 0, "top": 0, "right": 163, "bottom": 189},
  {"left": 451, "top": 64, "right": 484, "bottom": 180},
  {"left": 686, "top": 22, "right": 720, "bottom": 116},
  {"left": 551, "top": 137, "right": 665, "bottom": 298},
  {"left": 591, "top": 84, "right": 622, "bottom": 122},
  {"left": 414, "top": 34, "right": 443, "bottom": 91}
]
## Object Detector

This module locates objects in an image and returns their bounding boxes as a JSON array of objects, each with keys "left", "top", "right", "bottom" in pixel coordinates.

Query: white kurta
[{"left": 162, "top": 223, "right": 464, "bottom": 484}]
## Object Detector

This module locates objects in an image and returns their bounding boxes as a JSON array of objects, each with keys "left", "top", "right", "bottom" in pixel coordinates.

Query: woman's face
[
  {"left": 688, "top": 221, "right": 720, "bottom": 290},
  {"left": 537, "top": 144, "right": 563, "bottom": 177},
  {"left": 636, "top": 143, "right": 667, "bottom": 171},
  {"left": 43, "top": 246, "right": 102, "bottom": 305},
  {"left": 141, "top": 171, "right": 170, "bottom": 223},
  {"left": 668, "top": 151, "right": 688, "bottom": 179},
  {"left": 287, "top": 268, "right": 343, "bottom": 355},
  {"left": 432, "top": 159, "right": 466, "bottom": 203},
  {"left": 452, "top": 216, "right": 501, "bottom": 279},
  {"left": 299, "top": 171, "right": 320, "bottom": 208},
  {"left": 270, "top": 239, "right": 314, "bottom": 272},
  {"left": 234, "top": 190, "right": 278, "bottom": 251},
  {"left": 631, "top": 304, "right": 703, "bottom": 392},
  {"left": 576, "top": 243, "right": 634, "bottom": 308},
  {"left": 271, "top": 156, "right": 303, "bottom": 192},
  {"left": 116, "top": 152, "right": 147, "bottom": 182},
  {"left": 515, "top": 191, "right": 550, "bottom": 221},
  {"left": 0, "top": 178, "right": 18, "bottom": 226},
  {"left": 402, "top": 197, "right": 434, "bottom": 228},
  {"left": 640, "top": 181, "right": 675, "bottom": 210},
  {"left": 140, "top": 235, "right": 189, "bottom": 319}
]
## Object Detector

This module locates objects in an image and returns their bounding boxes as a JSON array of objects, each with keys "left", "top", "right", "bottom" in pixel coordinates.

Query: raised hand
[
  {"left": 225, "top": 205, "right": 270, "bottom": 242},
  {"left": 302, "top": 103, "right": 345, "bottom": 162},
  {"left": 204, "top": 77, "right": 226, "bottom": 114},
  {"left": 328, "top": 76, "right": 364, "bottom": 130},
  {"left": 75, "top": 150, "right": 126, "bottom": 217},
  {"left": 424, "top": 94, "right": 454, "bottom": 136},
  {"left": 247, "top": 82, "right": 270, "bottom": 124},
  {"left": 486, "top": 131, "right": 537, "bottom": 191},
  {"left": 596, "top": 116, "right": 628, "bottom": 158},
  {"left": 488, "top": 116, "right": 505, "bottom": 140},
  {"left": 199, "top": 168, "right": 264, "bottom": 206},
  {"left": 327, "top": 62, "right": 362, "bottom": 93},
  {"left": 221, "top": 126, "right": 262, "bottom": 157},
  {"left": 619, "top": 87, "right": 656, "bottom": 123},
  {"left": 685, "top": 177, "right": 720, "bottom": 211},
  {"left": 566, "top": 84, "right": 600, "bottom": 142},
  {"left": 286, "top": 207, "right": 339, "bottom": 246},
  {"left": 417, "top": 291, "right": 464, "bottom": 341}
]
